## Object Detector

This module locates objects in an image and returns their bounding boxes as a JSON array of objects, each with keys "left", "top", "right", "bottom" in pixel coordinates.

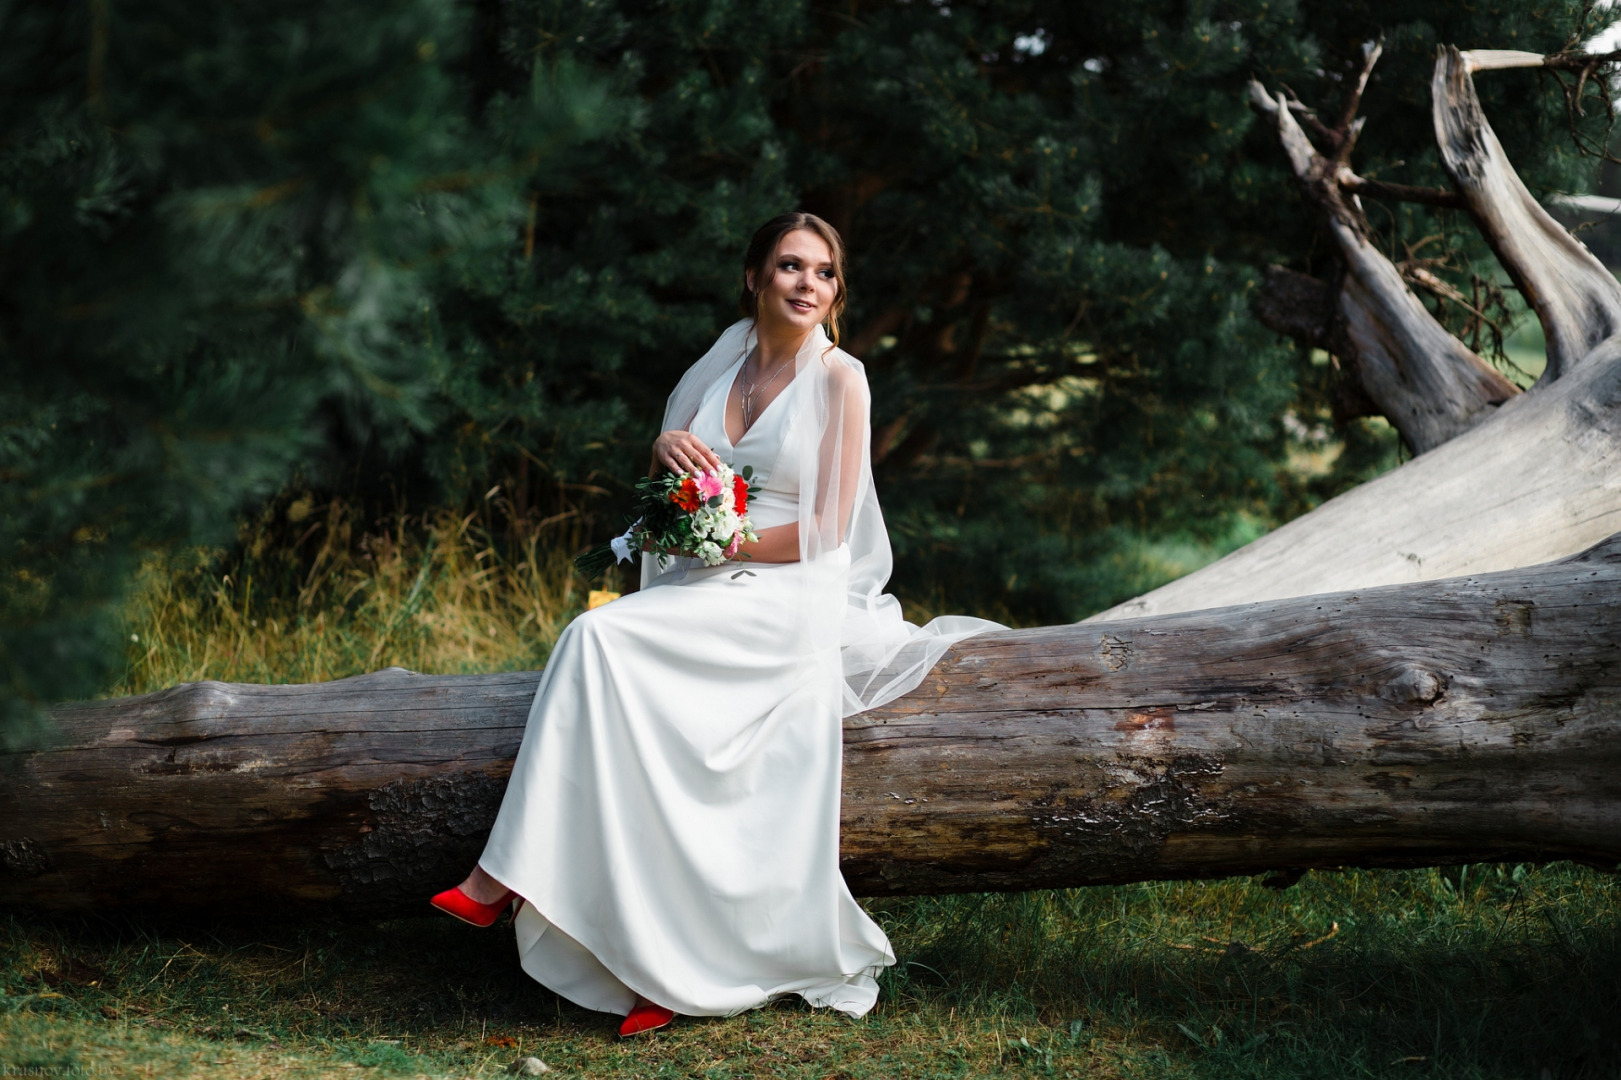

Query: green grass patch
[{"left": 4, "top": 865, "right": 1616, "bottom": 1079}]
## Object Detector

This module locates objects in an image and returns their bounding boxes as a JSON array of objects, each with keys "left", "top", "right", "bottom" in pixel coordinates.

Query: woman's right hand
[{"left": 652, "top": 430, "right": 722, "bottom": 476}]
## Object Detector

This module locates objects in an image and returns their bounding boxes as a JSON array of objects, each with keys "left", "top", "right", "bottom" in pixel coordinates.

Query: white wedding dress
[{"left": 477, "top": 347, "right": 896, "bottom": 1018}]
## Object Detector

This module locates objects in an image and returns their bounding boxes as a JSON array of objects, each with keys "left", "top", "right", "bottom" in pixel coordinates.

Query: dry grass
[{"left": 113, "top": 498, "right": 617, "bottom": 696}]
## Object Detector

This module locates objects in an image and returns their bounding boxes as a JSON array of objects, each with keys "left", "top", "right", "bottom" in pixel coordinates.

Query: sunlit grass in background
[
  {"left": 113, "top": 498, "right": 611, "bottom": 697},
  {"left": 5, "top": 498, "right": 1614, "bottom": 1078},
  {"left": 1502, "top": 314, "right": 1549, "bottom": 386}
]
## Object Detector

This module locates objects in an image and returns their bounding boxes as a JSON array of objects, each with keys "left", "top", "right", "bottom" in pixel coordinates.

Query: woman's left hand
[{"left": 651, "top": 429, "right": 722, "bottom": 477}]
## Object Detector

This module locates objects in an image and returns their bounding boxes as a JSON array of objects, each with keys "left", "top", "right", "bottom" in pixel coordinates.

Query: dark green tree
[{"left": 0, "top": 0, "right": 608, "bottom": 745}]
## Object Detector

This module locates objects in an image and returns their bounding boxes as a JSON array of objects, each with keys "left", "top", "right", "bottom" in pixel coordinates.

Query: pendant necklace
[{"left": 738, "top": 350, "right": 792, "bottom": 434}]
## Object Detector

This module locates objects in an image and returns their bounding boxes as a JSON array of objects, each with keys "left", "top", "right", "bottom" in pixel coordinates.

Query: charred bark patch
[
  {"left": 325, "top": 773, "right": 509, "bottom": 899},
  {"left": 1, "top": 838, "right": 53, "bottom": 878}
]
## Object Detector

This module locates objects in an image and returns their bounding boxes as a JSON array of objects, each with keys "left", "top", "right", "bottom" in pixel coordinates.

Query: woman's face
[{"left": 749, "top": 228, "right": 838, "bottom": 336}]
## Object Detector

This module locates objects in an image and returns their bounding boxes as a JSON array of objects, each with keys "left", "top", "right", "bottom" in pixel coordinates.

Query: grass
[
  {"left": 6, "top": 501, "right": 1618, "bottom": 1078},
  {"left": 4, "top": 866, "right": 1617, "bottom": 1078},
  {"left": 112, "top": 496, "right": 612, "bottom": 697}
]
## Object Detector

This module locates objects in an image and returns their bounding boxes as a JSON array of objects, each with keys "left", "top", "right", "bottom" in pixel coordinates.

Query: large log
[{"left": 3, "top": 535, "right": 1618, "bottom": 919}]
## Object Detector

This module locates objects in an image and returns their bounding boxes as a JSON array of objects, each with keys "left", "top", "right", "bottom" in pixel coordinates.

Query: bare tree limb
[
  {"left": 1248, "top": 75, "right": 1519, "bottom": 452},
  {"left": 1481, "top": 46, "right": 1621, "bottom": 74},
  {"left": 1338, "top": 174, "right": 1464, "bottom": 209},
  {"left": 1433, "top": 45, "right": 1621, "bottom": 384},
  {"left": 1331, "top": 38, "right": 1384, "bottom": 162}
]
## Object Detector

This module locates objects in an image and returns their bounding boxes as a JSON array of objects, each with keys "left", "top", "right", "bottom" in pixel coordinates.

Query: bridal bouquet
[{"left": 575, "top": 463, "right": 760, "bottom": 579}]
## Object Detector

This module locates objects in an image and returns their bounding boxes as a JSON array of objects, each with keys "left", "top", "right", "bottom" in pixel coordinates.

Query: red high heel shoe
[
  {"left": 618, "top": 999, "right": 675, "bottom": 1037},
  {"left": 429, "top": 884, "right": 518, "bottom": 927}
]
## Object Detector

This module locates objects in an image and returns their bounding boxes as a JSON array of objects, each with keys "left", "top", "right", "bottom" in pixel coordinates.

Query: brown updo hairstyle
[{"left": 737, "top": 211, "right": 848, "bottom": 348}]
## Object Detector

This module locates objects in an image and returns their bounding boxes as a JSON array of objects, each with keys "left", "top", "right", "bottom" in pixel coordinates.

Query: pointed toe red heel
[
  {"left": 618, "top": 1000, "right": 676, "bottom": 1037},
  {"left": 429, "top": 884, "right": 518, "bottom": 928}
]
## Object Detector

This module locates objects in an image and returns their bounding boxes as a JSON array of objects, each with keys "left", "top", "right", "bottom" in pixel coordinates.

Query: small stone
[{"left": 508, "top": 1057, "right": 550, "bottom": 1076}]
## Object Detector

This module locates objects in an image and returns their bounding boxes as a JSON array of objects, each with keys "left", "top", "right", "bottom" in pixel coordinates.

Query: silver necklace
[{"left": 738, "top": 350, "right": 792, "bottom": 433}]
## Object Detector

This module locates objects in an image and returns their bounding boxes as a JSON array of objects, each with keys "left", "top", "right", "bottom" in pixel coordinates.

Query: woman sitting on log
[{"left": 427, "top": 212, "right": 1003, "bottom": 1036}]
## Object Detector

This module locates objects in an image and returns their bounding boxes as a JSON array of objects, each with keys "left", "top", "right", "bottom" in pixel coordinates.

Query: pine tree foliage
[{"left": 0, "top": 0, "right": 608, "bottom": 745}]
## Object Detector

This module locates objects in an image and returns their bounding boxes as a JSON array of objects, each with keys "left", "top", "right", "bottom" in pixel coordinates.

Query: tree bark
[{"left": 3, "top": 536, "right": 1618, "bottom": 919}]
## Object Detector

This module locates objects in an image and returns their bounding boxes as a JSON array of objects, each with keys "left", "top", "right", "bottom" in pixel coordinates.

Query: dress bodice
[{"left": 685, "top": 356, "right": 802, "bottom": 531}]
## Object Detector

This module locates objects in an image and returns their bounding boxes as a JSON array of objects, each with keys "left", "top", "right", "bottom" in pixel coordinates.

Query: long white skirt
[{"left": 477, "top": 553, "right": 895, "bottom": 1018}]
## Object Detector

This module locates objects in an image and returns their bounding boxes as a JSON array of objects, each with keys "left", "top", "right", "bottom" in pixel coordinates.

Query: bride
[{"left": 429, "top": 212, "right": 1001, "bottom": 1036}]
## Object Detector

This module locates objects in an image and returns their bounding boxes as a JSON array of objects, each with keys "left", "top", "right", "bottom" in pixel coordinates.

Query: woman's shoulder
[
  {"left": 817, "top": 341, "right": 868, "bottom": 392},
  {"left": 803, "top": 347, "right": 869, "bottom": 422}
]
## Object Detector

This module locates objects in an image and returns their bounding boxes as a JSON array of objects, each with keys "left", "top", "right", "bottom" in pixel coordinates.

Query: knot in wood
[
  {"left": 1098, "top": 634, "right": 1131, "bottom": 672},
  {"left": 1384, "top": 664, "right": 1446, "bottom": 707},
  {"left": 0, "top": 837, "right": 54, "bottom": 878}
]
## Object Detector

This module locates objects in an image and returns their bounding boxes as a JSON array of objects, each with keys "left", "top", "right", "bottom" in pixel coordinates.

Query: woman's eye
[
  {"left": 780, "top": 260, "right": 799, "bottom": 271},
  {"left": 818, "top": 269, "right": 835, "bottom": 279}
]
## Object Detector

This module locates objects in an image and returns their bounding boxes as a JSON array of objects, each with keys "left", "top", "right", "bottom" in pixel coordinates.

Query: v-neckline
[{"left": 719, "top": 354, "right": 797, "bottom": 449}]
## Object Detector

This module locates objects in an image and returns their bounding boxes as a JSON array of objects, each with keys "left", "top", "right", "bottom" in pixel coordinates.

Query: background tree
[{"left": 0, "top": 0, "right": 610, "bottom": 745}]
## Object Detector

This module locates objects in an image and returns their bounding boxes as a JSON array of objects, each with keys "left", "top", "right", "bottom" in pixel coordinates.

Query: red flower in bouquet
[
  {"left": 670, "top": 477, "right": 701, "bottom": 512},
  {"left": 732, "top": 475, "right": 749, "bottom": 516}
]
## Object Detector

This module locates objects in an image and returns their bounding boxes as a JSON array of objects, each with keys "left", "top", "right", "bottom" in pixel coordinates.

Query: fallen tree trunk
[{"left": 3, "top": 535, "right": 1617, "bottom": 919}]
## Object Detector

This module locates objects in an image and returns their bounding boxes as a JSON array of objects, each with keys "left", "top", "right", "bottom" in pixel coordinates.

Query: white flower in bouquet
[{"left": 707, "top": 508, "right": 741, "bottom": 541}]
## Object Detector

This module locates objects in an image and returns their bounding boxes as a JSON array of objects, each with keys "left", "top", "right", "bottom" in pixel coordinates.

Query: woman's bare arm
[
  {"left": 732, "top": 523, "right": 798, "bottom": 564},
  {"left": 814, "top": 362, "right": 868, "bottom": 543}
]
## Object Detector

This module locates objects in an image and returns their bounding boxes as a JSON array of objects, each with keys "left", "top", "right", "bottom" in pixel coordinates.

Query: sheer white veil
[{"left": 655, "top": 317, "right": 1005, "bottom": 716}]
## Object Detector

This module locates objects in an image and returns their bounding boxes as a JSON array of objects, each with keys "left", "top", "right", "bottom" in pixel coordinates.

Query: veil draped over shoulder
[{"left": 653, "top": 318, "right": 1005, "bottom": 716}]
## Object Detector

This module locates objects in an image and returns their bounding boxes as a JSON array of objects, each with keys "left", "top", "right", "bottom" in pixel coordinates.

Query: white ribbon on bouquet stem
[{"left": 610, "top": 518, "right": 643, "bottom": 565}]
